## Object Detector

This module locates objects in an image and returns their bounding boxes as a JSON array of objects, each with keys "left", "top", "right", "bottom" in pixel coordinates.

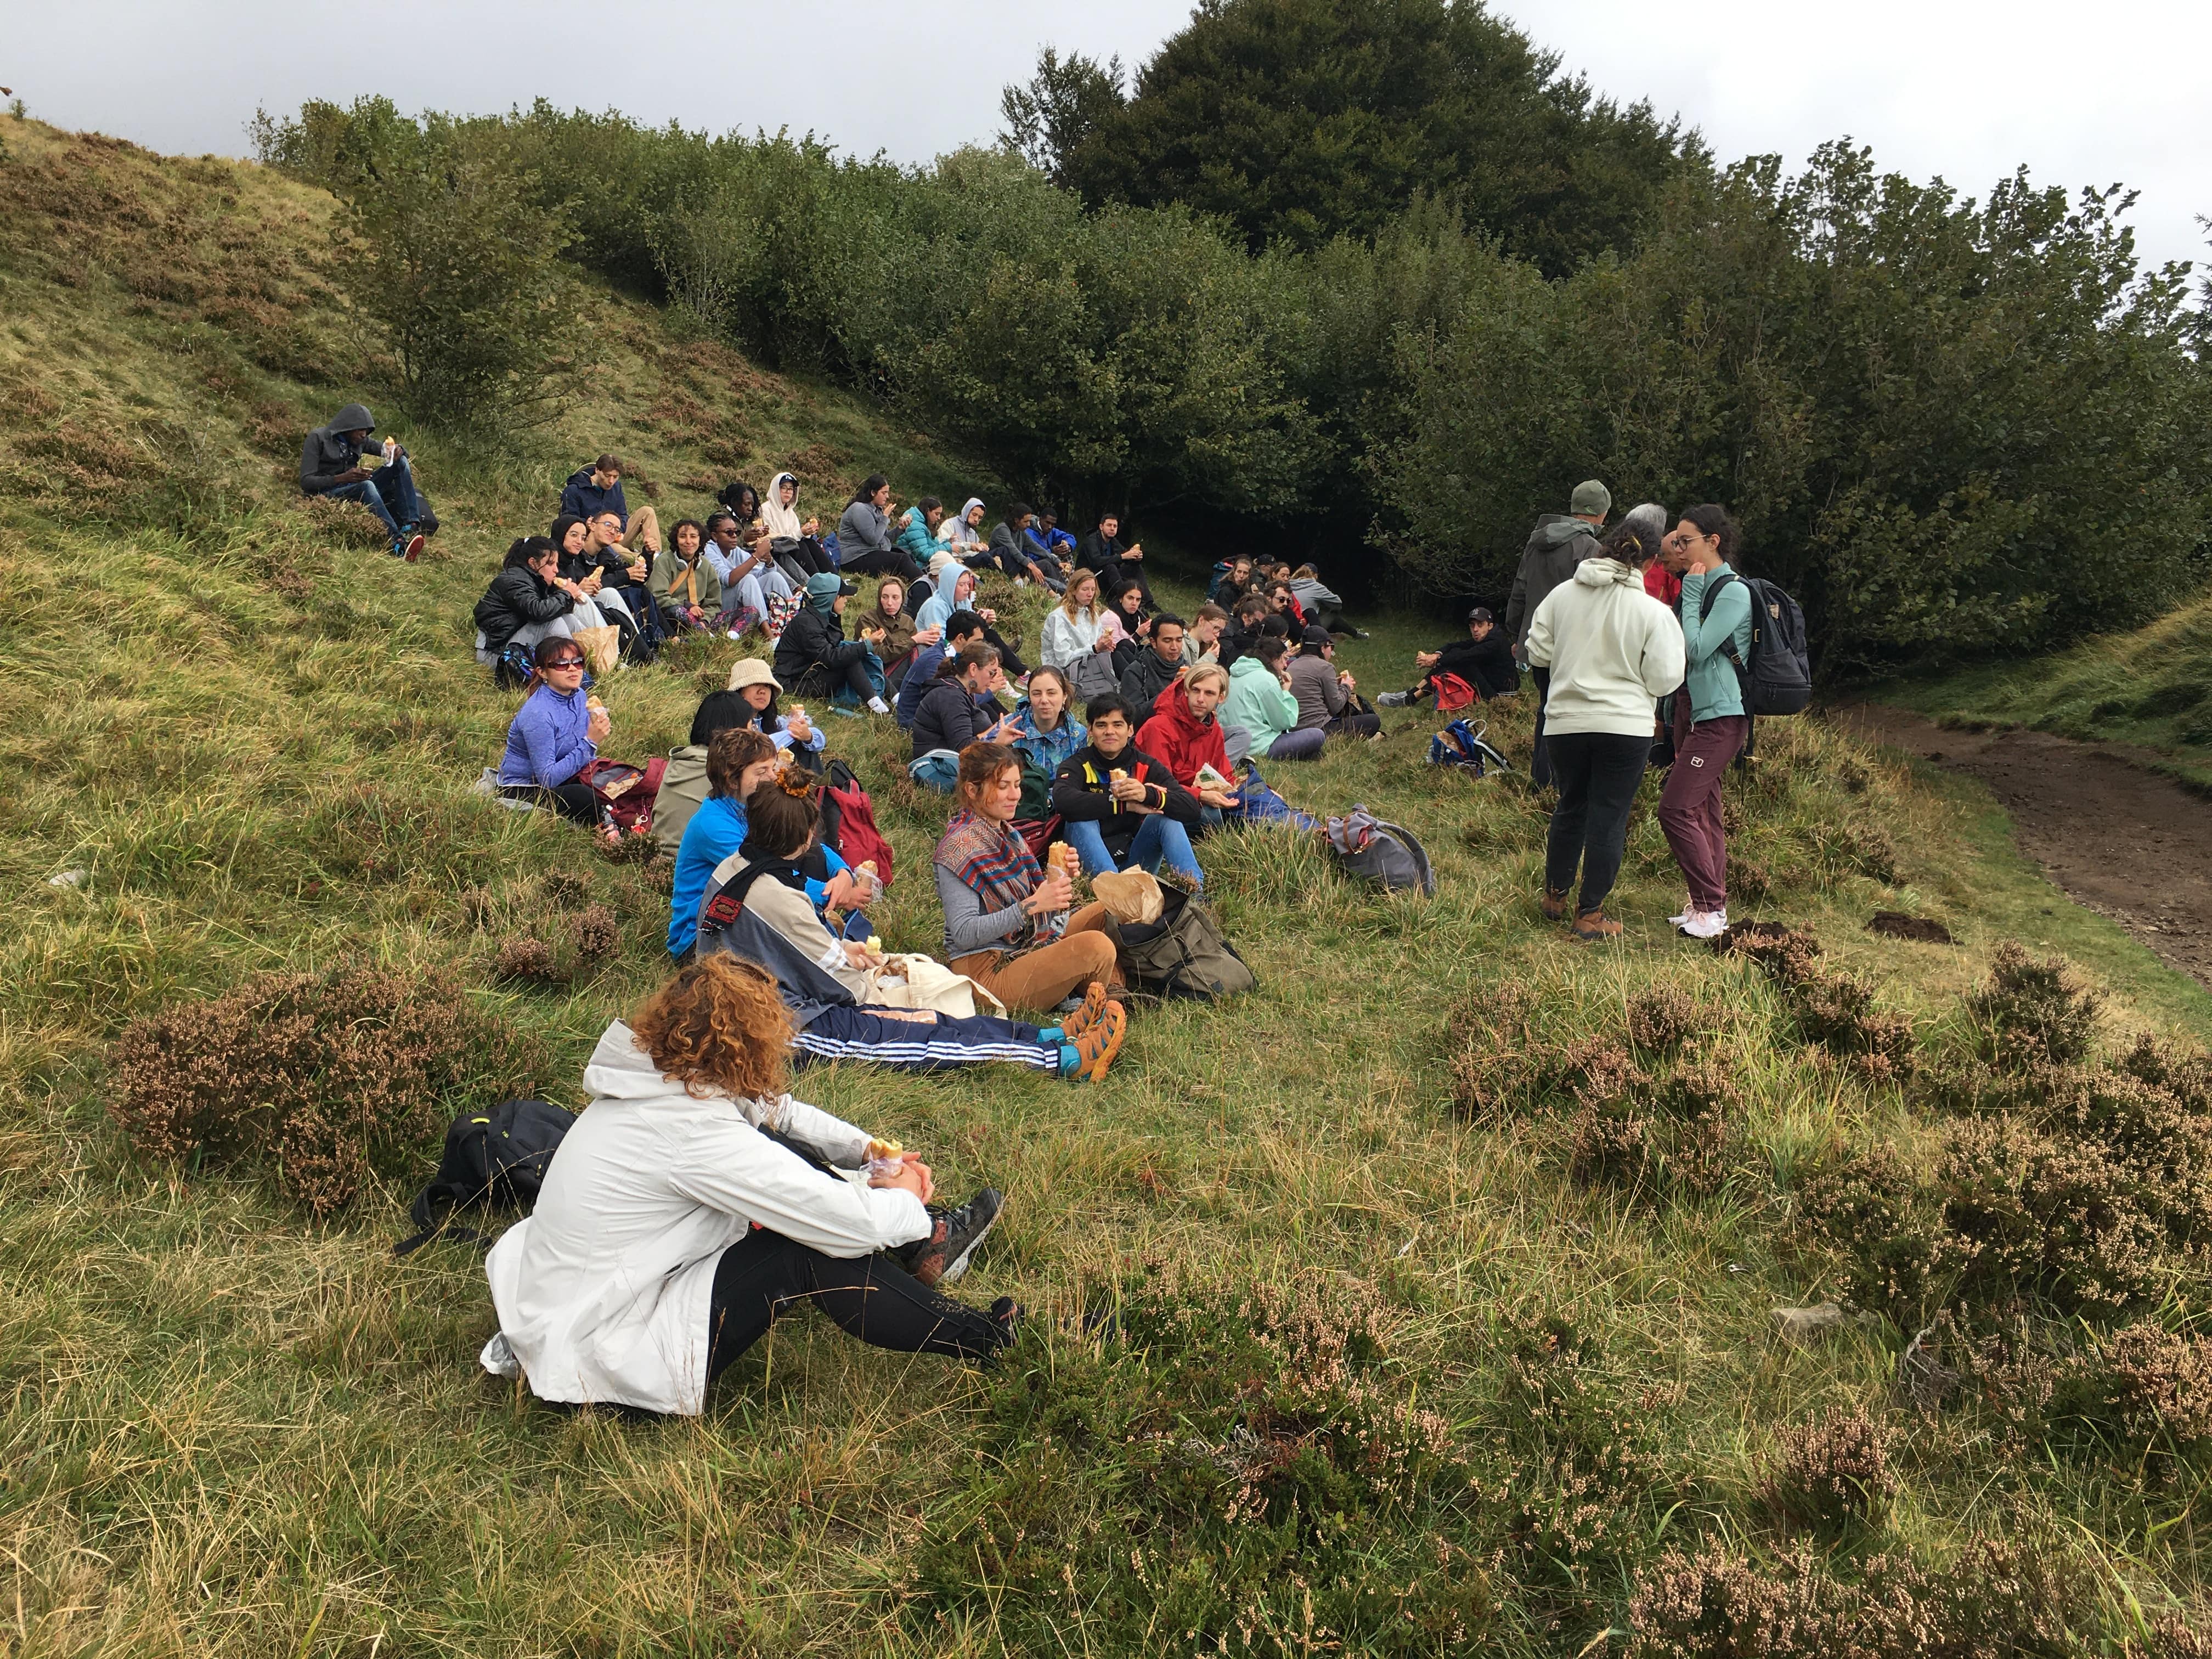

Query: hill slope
[{"left": 2, "top": 116, "right": 2208, "bottom": 1655}]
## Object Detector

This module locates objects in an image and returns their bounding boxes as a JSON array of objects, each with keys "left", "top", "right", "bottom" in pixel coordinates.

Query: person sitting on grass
[
  {"left": 695, "top": 770, "right": 1126, "bottom": 1080},
  {"left": 299, "top": 402, "right": 426, "bottom": 561},
  {"left": 1287, "top": 625, "right": 1380, "bottom": 741},
  {"left": 650, "top": 517, "right": 721, "bottom": 636},
  {"left": 496, "top": 637, "right": 610, "bottom": 826},
  {"left": 856, "top": 577, "right": 930, "bottom": 688},
  {"left": 1288, "top": 564, "right": 1364, "bottom": 637},
  {"left": 1078, "top": 512, "right": 1154, "bottom": 607},
  {"left": 934, "top": 742, "right": 1127, "bottom": 1014},
  {"left": 689, "top": 658, "right": 825, "bottom": 770},
  {"left": 702, "top": 511, "right": 794, "bottom": 635},
  {"left": 983, "top": 504, "right": 1065, "bottom": 590},
  {"left": 837, "top": 475, "right": 927, "bottom": 582},
  {"left": 1137, "top": 664, "right": 1241, "bottom": 826},
  {"left": 1209, "top": 555, "right": 1254, "bottom": 606},
  {"left": 759, "top": 471, "right": 831, "bottom": 578},
  {"left": 775, "top": 574, "right": 891, "bottom": 713},
  {"left": 938, "top": 496, "right": 988, "bottom": 559},
  {"left": 897, "top": 609, "right": 986, "bottom": 729},
  {"left": 475, "top": 535, "right": 589, "bottom": 675},
  {"left": 1378, "top": 606, "right": 1519, "bottom": 708},
  {"left": 1183, "top": 603, "right": 1229, "bottom": 666},
  {"left": 1006, "top": 665, "right": 1085, "bottom": 855},
  {"left": 558, "top": 453, "right": 661, "bottom": 557},
  {"left": 911, "top": 644, "right": 1018, "bottom": 791},
  {"left": 478, "top": 953, "right": 1018, "bottom": 1420},
  {"left": 1026, "top": 509, "right": 1077, "bottom": 572},
  {"left": 915, "top": 569, "right": 1028, "bottom": 678},
  {"left": 1104, "top": 576, "right": 1154, "bottom": 676},
  {"left": 895, "top": 496, "right": 945, "bottom": 571},
  {"left": 1041, "top": 568, "right": 1112, "bottom": 681},
  {"left": 669, "top": 728, "right": 788, "bottom": 958},
  {"left": 1224, "top": 635, "right": 1321, "bottom": 762},
  {"left": 1219, "top": 591, "right": 1271, "bottom": 670},
  {"left": 1050, "top": 694, "right": 1205, "bottom": 887},
  {"left": 581, "top": 508, "right": 662, "bottom": 658},
  {"left": 1119, "top": 612, "right": 1188, "bottom": 713}
]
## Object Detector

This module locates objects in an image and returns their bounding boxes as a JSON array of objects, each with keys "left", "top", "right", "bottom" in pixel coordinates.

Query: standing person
[
  {"left": 1286, "top": 626, "right": 1380, "bottom": 741},
  {"left": 651, "top": 518, "right": 723, "bottom": 635},
  {"left": 1118, "top": 612, "right": 1188, "bottom": 713},
  {"left": 1522, "top": 521, "right": 1686, "bottom": 940},
  {"left": 1078, "top": 512, "right": 1154, "bottom": 607},
  {"left": 559, "top": 454, "right": 661, "bottom": 556},
  {"left": 1378, "top": 607, "right": 1519, "bottom": 708},
  {"left": 1137, "top": 664, "right": 1242, "bottom": 825},
  {"left": 1051, "top": 694, "right": 1205, "bottom": 886},
  {"left": 495, "top": 638, "right": 610, "bottom": 825},
  {"left": 1224, "top": 636, "right": 1320, "bottom": 761},
  {"left": 837, "top": 476, "right": 926, "bottom": 582},
  {"left": 1506, "top": 479, "right": 1611, "bottom": 788},
  {"left": 760, "top": 471, "right": 830, "bottom": 578},
  {"left": 668, "top": 728, "right": 787, "bottom": 958},
  {"left": 477, "top": 954, "right": 1019, "bottom": 1419},
  {"left": 933, "top": 743, "right": 1124, "bottom": 1014},
  {"left": 1658, "top": 505, "right": 1754, "bottom": 940},
  {"left": 775, "top": 574, "right": 893, "bottom": 714},
  {"left": 299, "top": 403, "right": 426, "bottom": 561}
]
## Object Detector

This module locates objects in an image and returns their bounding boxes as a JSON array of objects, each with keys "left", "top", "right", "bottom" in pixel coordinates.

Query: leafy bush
[{"left": 108, "top": 967, "right": 539, "bottom": 1214}]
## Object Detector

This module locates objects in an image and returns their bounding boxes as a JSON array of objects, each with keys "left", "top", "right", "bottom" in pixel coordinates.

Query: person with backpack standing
[
  {"left": 1523, "top": 521, "right": 1685, "bottom": 940},
  {"left": 1505, "top": 480, "right": 1610, "bottom": 788},
  {"left": 1658, "top": 505, "right": 1754, "bottom": 940}
]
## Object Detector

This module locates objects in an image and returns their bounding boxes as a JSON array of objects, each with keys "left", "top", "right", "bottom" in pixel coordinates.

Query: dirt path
[{"left": 1838, "top": 706, "right": 2212, "bottom": 990}]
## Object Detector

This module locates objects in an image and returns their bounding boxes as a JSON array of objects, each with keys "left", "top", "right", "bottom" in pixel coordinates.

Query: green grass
[
  {"left": 2, "top": 115, "right": 2209, "bottom": 1655},
  {"left": 1871, "top": 590, "right": 2212, "bottom": 794}
]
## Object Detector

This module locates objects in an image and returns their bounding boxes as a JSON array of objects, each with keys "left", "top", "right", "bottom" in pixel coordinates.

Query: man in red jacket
[{"left": 1137, "top": 665, "right": 1242, "bottom": 826}]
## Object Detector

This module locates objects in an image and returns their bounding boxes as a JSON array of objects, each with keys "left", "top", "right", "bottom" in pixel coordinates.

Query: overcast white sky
[{"left": 9, "top": 0, "right": 2208, "bottom": 273}]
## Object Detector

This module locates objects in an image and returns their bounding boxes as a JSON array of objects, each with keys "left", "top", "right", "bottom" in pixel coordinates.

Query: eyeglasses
[{"left": 543, "top": 657, "right": 585, "bottom": 671}]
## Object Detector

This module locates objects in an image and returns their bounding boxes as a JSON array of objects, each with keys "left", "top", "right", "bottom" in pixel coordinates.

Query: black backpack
[
  {"left": 1699, "top": 573, "right": 1812, "bottom": 717},
  {"left": 394, "top": 1099, "right": 574, "bottom": 1257}
]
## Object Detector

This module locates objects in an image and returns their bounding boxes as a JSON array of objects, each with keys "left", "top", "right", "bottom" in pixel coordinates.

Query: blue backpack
[{"left": 1429, "top": 718, "right": 1511, "bottom": 775}]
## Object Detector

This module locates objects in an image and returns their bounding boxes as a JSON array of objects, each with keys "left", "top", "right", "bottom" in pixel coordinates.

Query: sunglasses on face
[{"left": 544, "top": 657, "right": 585, "bottom": 670}]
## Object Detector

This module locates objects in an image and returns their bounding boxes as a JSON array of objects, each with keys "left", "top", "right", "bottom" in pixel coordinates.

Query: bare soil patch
[{"left": 1840, "top": 706, "right": 2212, "bottom": 990}]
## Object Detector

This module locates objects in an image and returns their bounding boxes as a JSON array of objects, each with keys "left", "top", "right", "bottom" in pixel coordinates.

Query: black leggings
[
  {"left": 505, "top": 781, "right": 600, "bottom": 827},
  {"left": 983, "top": 624, "right": 1027, "bottom": 679},
  {"left": 841, "top": 546, "right": 924, "bottom": 583},
  {"left": 1325, "top": 711, "right": 1381, "bottom": 738},
  {"left": 1543, "top": 731, "right": 1650, "bottom": 913},
  {"left": 794, "top": 647, "right": 878, "bottom": 703},
  {"left": 705, "top": 1227, "right": 1010, "bottom": 1378}
]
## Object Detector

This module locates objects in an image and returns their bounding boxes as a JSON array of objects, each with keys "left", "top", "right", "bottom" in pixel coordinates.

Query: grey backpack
[{"left": 1326, "top": 805, "right": 1435, "bottom": 896}]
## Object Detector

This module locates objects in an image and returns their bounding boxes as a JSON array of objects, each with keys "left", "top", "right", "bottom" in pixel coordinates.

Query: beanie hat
[{"left": 1570, "top": 479, "right": 1612, "bottom": 517}]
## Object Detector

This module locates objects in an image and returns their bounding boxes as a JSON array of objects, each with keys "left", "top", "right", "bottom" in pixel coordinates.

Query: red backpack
[
  {"left": 1432, "top": 672, "right": 1477, "bottom": 713},
  {"left": 819, "top": 760, "right": 894, "bottom": 887}
]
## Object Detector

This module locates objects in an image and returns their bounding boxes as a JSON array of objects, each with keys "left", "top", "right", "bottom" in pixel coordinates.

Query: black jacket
[
  {"left": 562, "top": 543, "right": 633, "bottom": 586},
  {"left": 910, "top": 675, "right": 1002, "bottom": 759},
  {"left": 1119, "top": 647, "right": 1183, "bottom": 715},
  {"left": 559, "top": 467, "right": 627, "bottom": 527},
  {"left": 474, "top": 566, "right": 573, "bottom": 654},
  {"left": 1076, "top": 530, "right": 1125, "bottom": 572},
  {"left": 1431, "top": 630, "right": 1519, "bottom": 698},
  {"left": 774, "top": 604, "right": 864, "bottom": 687},
  {"left": 1504, "top": 515, "right": 1600, "bottom": 647},
  {"left": 1049, "top": 742, "right": 1199, "bottom": 862},
  {"left": 299, "top": 402, "right": 376, "bottom": 495}
]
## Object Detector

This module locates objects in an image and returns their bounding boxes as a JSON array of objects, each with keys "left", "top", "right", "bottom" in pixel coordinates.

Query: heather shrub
[
  {"left": 2047, "top": 1322, "right": 2212, "bottom": 1461},
  {"left": 1792, "top": 1145, "right": 1940, "bottom": 1317},
  {"left": 1624, "top": 988, "right": 1714, "bottom": 1054},
  {"left": 571, "top": 902, "right": 620, "bottom": 962},
  {"left": 1971, "top": 943, "right": 2101, "bottom": 1070},
  {"left": 108, "top": 967, "right": 539, "bottom": 1214},
  {"left": 492, "top": 935, "right": 566, "bottom": 986},
  {"left": 1569, "top": 1105, "right": 1656, "bottom": 1195},
  {"left": 1763, "top": 1404, "right": 1895, "bottom": 1531}
]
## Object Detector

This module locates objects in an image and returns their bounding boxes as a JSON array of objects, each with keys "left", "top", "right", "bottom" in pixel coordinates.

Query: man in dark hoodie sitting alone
[
  {"left": 300, "top": 403, "right": 428, "bottom": 561},
  {"left": 1379, "top": 606, "right": 1520, "bottom": 708},
  {"left": 1504, "top": 479, "right": 1609, "bottom": 788}
]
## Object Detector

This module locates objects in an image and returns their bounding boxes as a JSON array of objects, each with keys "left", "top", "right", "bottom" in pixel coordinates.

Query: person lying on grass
[
  {"left": 693, "top": 765, "right": 1126, "bottom": 1080},
  {"left": 478, "top": 953, "right": 1018, "bottom": 1418}
]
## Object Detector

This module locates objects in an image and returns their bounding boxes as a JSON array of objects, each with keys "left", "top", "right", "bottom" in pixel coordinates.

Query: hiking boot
[
  {"left": 402, "top": 531, "right": 425, "bottom": 562},
  {"left": 1067, "top": 1000, "right": 1127, "bottom": 1082},
  {"left": 1573, "top": 911, "right": 1624, "bottom": 941},
  {"left": 1539, "top": 889, "right": 1572, "bottom": 922},
  {"left": 899, "top": 1188, "right": 1003, "bottom": 1286},
  {"left": 1062, "top": 980, "right": 1110, "bottom": 1041}
]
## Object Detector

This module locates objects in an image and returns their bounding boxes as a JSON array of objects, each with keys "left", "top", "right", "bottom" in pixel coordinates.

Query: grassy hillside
[
  {"left": 2, "top": 114, "right": 2209, "bottom": 1656},
  {"left": 1874, "top": 592, "right": 2212, "bottom": 794}
]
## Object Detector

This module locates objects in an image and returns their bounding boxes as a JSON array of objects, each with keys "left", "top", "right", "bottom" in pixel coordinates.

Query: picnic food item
[{"left": 864, "top": 1137, "right": 905, "bottom": 1180}]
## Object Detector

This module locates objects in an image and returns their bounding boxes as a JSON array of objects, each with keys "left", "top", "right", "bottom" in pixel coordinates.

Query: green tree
[
  {"left": 1039, "top": 0, "right": 1696, "bottom": 271},
  {"left": 998, "top": 47, "right": 1127, "bottom": 189}
]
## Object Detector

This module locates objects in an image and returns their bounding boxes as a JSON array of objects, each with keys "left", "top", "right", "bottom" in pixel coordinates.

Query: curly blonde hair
[{"left": 630, "top": 955, "right": 792, "bottom": 1102}]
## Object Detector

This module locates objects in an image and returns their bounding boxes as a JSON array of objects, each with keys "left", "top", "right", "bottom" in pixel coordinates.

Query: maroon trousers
[{"left": 1657, "top": 710, "right": 1748, "bottom": 912}]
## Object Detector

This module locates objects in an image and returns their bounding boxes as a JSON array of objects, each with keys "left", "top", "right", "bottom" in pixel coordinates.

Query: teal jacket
[
  {"left": 895, "top": 513, "right": 938, "bottom": 566},
  {"left": 1223, "top": 654, "right": 1300, "bottom": 752},
  {"left": 1677, "top": 565, "right": 1754, "bottom": 723}
]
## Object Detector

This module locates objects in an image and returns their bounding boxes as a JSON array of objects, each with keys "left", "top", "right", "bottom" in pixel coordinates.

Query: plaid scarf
[{"left": 934, "top": 809, "right": 1063, "bottom": 946}]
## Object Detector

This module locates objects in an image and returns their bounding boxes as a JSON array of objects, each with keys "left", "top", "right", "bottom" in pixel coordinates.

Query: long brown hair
[
  {"left": 955, "top": 741, "right": 1020, "bottom": 814},
  {"left": 630, "top": 955, "right": 792, "bottom": 1102}
]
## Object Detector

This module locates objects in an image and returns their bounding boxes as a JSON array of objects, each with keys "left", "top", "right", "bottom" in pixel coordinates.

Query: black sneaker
[{"left": 898, "top": 1188, "right": 1003, "bottom": 1286}]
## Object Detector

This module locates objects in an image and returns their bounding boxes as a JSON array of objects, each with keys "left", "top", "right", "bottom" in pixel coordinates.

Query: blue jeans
[
  {"left": 319, "top": 454, "right": 419, "bottom": 538},
  {"left": 1063, "top": 814, "right": 1203, "bottom": 887}
]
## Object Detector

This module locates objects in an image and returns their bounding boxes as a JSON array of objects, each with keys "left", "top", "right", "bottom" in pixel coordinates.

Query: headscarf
[
  {"left": 761, "top": 471, "right": 805, "bottom": 541},
  {"left": 803, "top": 571, "right": 844, "bottom": 620}
]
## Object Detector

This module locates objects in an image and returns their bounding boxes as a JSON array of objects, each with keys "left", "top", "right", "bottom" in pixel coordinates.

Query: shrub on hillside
[
  {"left": 1762, "top": 1404, "right": 1895, "bottom": 1531},
  {"left": 2048, "top": 1322, "right": 2212, "bottom": 1460},
  {"left": 1792, "top": 1145, "right": 1939, "bottom": 1317},
  {"left": 1971, "top": 943, "right": 2101, "bottom": 1070},
  {"left": 108, "top": 967, "right": 539, "bottom": 1214}
]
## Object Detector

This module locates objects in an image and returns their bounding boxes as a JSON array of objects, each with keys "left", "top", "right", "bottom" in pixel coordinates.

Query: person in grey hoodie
[
  {"left": 298, "top": 402, "right": 427, "bottom": 560},
  {"left": 1505, "top": 478, "right": 1610, "bottom": 788},
  {"left": 1522, "top": 519, "right": 1685, "bottom": 940},
  {"left": 834, "top": 475, "right": 925, "bottom": 582}
]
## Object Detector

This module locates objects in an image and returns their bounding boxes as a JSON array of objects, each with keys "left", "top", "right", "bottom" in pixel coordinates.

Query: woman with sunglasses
[{"left": 496, "top": 636, "right": 611, "bottom": 825}]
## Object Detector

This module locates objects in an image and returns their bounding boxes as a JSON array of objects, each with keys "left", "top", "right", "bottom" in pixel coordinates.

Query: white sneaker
[
  {"left": 1668, "top": 899, "right": 1695, "bottom": 926},
  {"left": 1677, "top": 909, "right": 1728, "bottom": 940}
]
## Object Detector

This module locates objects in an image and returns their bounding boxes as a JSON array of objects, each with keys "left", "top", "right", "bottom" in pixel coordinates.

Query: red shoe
[{"left": 403, "top": 532, "right": 425, "bottom": 562}]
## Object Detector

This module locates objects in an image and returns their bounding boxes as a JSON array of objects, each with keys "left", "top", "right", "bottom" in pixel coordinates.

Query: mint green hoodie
[
  {"left": 1677, "top": 566, "right": 1754, "bottom": 723},
  {"left": 1223, "top": 654, "right": 1300, "bottom": 752}
]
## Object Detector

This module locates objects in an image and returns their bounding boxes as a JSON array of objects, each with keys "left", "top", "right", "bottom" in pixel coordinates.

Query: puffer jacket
[
  {"left": 1136, "top": 677, "right": 1229, "bottom": 789},
  {"left": 474, "top": 565, "right": 574, "bottom": 653}
]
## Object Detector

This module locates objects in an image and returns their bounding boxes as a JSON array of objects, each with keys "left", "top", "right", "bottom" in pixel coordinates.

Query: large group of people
[{"left": 314, "top": 415, "right": 1771, "bottom": 1415}]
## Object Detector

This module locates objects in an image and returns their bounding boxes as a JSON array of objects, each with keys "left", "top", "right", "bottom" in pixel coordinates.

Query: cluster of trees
[{"left": 253, "top": 0, "right": 2210, "bottom": 677}]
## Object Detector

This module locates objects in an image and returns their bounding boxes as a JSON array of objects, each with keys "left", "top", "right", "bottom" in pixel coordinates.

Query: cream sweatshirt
[{"left": 1522, "top": 558, "right": 1687, "bottom": 738}]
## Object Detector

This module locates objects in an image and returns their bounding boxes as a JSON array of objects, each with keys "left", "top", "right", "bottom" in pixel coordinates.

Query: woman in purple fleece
[{"left": 497, "top": 636, "right": 611, "bottom": 824}]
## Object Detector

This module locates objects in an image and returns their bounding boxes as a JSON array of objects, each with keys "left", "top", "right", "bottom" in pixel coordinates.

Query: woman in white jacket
[
  {"left": 479, "top": 955, "right": 1015, "bottom": 1417},
  {"left": 1521, "top": 520, "right": 1686, "bottom": 941}
]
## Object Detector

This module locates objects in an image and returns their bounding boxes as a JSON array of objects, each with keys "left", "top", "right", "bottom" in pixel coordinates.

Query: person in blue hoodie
[{"left": 1657, "top": 504, "right": 1754, "bottom": 941}]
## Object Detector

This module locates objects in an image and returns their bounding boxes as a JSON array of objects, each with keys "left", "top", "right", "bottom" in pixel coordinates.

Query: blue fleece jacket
[
  {"left": 498, "top": 684, "right": 596, "bottom": 788},
  {"left": 1677, "top": 565, "right": 1755, "bottom": 723},
  {"left": 668, "top": 795, "right": 851, "bottom": 957}
]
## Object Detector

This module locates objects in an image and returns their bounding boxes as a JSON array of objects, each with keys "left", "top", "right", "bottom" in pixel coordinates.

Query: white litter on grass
[{"left": 47, "top": 867, "right": 88, "bottom": 889}]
